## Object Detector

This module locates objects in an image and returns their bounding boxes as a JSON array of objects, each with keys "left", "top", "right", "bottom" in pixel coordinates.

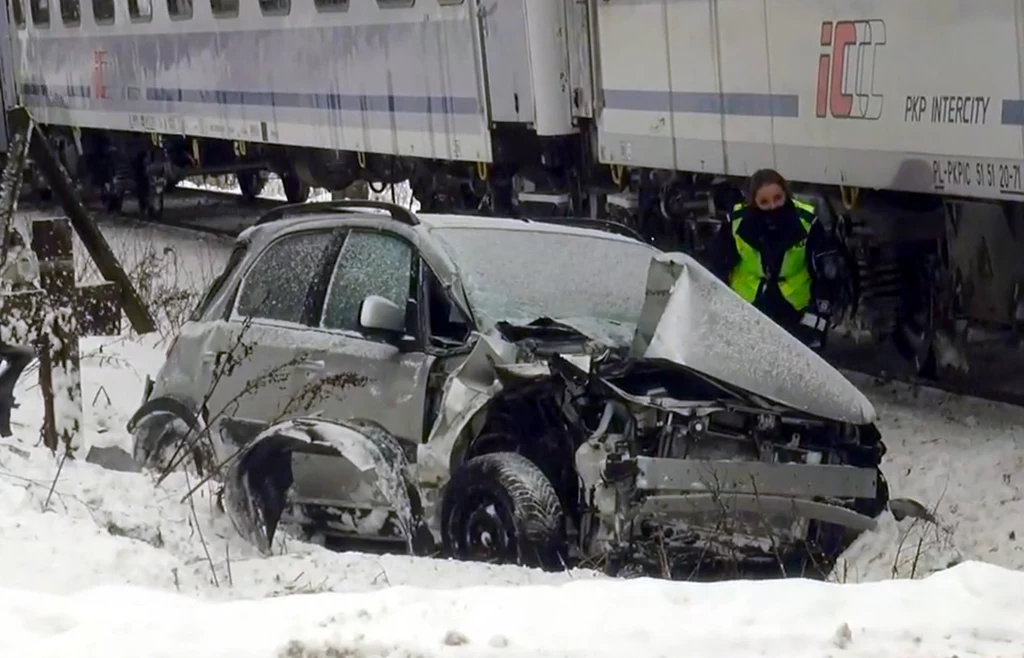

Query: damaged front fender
[
  {"left": 417, "top": 333, "right": 517, "bottom": 488},
  {"left": 222, "top": 416, "right": 431, "bottom": 556}
]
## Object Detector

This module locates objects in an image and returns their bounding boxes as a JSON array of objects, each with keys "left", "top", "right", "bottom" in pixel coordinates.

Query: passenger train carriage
[{"left": 5, "top": 0, "right": 1024, "bottom": 378}]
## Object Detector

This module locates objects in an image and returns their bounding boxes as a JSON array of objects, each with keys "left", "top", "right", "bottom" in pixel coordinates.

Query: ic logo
[{"left": 815, "top": 19, "right": 887, "bottom": 120}]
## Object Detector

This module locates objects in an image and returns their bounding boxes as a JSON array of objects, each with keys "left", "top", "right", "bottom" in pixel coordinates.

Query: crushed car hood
[{"left": 627, "top": 252, "right": 877, "bottom": 425}]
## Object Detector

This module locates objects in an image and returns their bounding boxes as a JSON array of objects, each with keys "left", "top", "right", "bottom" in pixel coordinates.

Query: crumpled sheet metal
[{"left": 630, "top": 252, "right": 876, "bottom": 425}]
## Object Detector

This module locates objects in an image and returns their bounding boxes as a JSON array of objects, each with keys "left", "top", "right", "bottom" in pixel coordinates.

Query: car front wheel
[{"left": 440, "top": 452, "right": 566, "bottom": 570}]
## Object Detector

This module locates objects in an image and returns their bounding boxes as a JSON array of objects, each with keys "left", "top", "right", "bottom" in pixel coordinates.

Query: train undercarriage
[{"left": 19, "top": 122, "right": 1024, "bottom": 386}]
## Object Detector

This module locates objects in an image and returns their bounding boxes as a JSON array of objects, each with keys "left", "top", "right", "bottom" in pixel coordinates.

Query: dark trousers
[{"left": 0, "top": 343, "right": 34, "bottom": 437}]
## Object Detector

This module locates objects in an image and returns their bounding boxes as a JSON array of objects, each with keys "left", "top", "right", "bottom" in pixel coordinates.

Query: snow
[
  {"left": 176, "top": 173, "right": 420, "bottom": 211},
  {"left": 2, "top": 216, "right": 1024, "bottom": 655},
  {"left": 5, "top": 561, "right": 1024, "bottom": 658},
  {"left": 834, "top": 374, "right": 1024, "bottom": 582}
]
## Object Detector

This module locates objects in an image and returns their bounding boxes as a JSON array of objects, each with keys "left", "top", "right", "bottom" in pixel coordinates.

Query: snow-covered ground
[{"left": 3, "top": 209, "right": 1024, "bottom": 656}]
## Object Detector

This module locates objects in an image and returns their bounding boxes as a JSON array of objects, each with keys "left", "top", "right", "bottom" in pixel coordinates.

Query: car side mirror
[{"left": 359, "top": 295, "right": 406, "bottom": 339}]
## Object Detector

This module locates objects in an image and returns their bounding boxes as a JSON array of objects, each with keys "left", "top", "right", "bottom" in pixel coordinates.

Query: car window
[
  {"left": 190, "top": 240, "right": 249, "bottom": 322},
  {"left": 235, "top": 231, "right": 334, "bottom": 324},
  {"left": 321, "top": 231, "right": 413, "bottom": 332}
]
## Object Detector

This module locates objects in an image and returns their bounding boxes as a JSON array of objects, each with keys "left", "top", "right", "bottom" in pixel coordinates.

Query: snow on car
[{"left": 129, "top": 200, "right": 898, "bottom": 579}]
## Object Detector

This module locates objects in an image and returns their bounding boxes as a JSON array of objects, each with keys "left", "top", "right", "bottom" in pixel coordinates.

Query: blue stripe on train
[{"left": 21, "top": 83, "right": 482, "bottom": 116}]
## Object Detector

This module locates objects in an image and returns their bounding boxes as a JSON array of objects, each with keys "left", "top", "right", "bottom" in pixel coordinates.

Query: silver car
[{"left": 129, "top": 200, "right": 892, "bottom": 579}]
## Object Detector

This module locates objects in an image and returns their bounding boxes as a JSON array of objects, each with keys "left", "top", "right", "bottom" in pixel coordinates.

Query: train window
[
  {"left": 11, "top": 0, "right": 26, "bottom": 27},
  {"left": 258, "top": 0, "right": 288, "bottom": 15},
  {"left": 127, "top": 0, "right": 151, "bottom": 21},
  {"left": 437, "top": 0, "right": 463, "bottom": 4},
  {"left": 59, "top": 0, "right": 79, "bottom": 25},
  {"left": 377, "top": 0, "right": 413, "bottom": 7},
  {"left": 30, "top": 0, "right": 50, "bottom": 25},
  {"left": 314, "top": 0, "right": 347, "bottom": 11},
  {"left": 210, "top": 0, "right": 236, "bottom": 17},
  {"left": 93, "top": 0, "right": 114, "bottom": 23},
  {"left": 166, "top": 0, "right": 190, "bottom": 19}
]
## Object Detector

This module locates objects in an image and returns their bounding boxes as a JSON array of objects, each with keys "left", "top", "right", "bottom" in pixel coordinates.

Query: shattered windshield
[{"left": 431, "top": 225, "right": 658, "bottom": 346}]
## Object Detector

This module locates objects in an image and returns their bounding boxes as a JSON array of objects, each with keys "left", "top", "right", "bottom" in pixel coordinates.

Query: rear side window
[
  {"left": 190, "top": 240, "right": 248, "bottom": 322},
  {"left": 235, "top": 231, "right": 335, "bottom": 324}
]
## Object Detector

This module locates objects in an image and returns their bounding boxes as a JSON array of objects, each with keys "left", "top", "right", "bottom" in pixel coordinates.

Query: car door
[
  {"left": 287, "top": 228, "right": 434, "bottom": 445},
  {"left": 199, "top": 228, "right": 340, "bottom": 431}
]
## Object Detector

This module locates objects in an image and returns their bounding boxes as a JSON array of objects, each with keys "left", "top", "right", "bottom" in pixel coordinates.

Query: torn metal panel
[
  {"left": 631, "top": 251, "right": 877, "bottom": 425},
  {"left": 418, "top": 332, "right": 513, "bottom": 488}
]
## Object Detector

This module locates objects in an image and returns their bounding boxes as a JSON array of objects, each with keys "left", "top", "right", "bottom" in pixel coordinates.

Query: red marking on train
[
  {"left": 815, "top": 20, "right": 856, "bottom": 118},
  {"left": 92, "top": 50, "right": 107, "bottom": 100}
]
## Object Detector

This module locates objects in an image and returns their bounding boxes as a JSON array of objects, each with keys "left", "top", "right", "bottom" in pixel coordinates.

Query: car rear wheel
[{"left": 441, "top": 452, "right": 566, "bottom": 570}]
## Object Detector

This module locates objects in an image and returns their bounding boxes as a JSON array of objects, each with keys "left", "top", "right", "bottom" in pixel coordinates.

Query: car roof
[
  {"left": 218, "top": 201, "right": 654, "bottom": 332},
  {"left": 240, "top": 201, "right": 650, "bottom": 246}
]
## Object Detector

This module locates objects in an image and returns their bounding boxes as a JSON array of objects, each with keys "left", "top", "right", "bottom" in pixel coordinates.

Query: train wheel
[
  {"left": 237, "top": 169, "right": 266, "bottom": 202},
  {"left": 101, "top": 182, "right": 124, "bottom": 213},
  {"left": 144, "top": 186, "right": 165, "bottom": 221},
  {"left": 281, "top": 170, "right": 310, "bottom": 204}
]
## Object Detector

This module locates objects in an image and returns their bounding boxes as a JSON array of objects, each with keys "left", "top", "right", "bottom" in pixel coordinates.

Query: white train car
[
  {"left": 7, "top": 0, "right": 1024, "bottom": 376},
  {"left": 595, "top": 0, "right": 1017, "bottom": 200},
  {"left": 5, "top": 0, "right": 577, "bottom": 212},
  {"left": 589, "top": 0, "right": 1024, "bottom": 376}
]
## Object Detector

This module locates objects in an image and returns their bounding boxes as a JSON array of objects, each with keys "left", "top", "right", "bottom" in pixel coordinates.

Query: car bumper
[{"left": 625, "top": 456, "right": 880, "bottom": 532}]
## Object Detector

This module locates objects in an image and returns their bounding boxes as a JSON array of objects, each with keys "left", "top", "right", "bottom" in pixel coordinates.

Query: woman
[{"left": 709, "top": 168, "right": 838, "bottom": 348}]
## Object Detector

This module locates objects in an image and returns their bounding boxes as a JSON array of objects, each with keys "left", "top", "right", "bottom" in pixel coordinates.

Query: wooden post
[
  {"left": 0, "top": 106, "right": 155, "bottom": 334},
  {"left": 0, "top": 217, "right": 121, "bottom": 452},
  {"left": 0, "top": 109, "right": 34, "bottom": 266}
]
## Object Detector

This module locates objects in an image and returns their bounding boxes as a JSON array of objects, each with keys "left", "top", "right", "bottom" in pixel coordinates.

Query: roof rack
[
  {"left": 254, "top": 199, "right": 420, "bottom": 227},
  {"left": 524, "top": 216, "right": 650, "bottom": 244}
]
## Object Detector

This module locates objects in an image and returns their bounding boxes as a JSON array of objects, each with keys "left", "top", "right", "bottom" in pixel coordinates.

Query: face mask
[{"left": 760, "top": 205, "right": 787, "bottom": 222}]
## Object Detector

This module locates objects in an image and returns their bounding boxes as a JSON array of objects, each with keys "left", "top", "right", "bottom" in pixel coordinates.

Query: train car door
[
  {"left": 564, "top": 0, "right": 595, "bottom": 120},
  {"left": 477, "top": 0, "right": 535, "bottom": 124}
]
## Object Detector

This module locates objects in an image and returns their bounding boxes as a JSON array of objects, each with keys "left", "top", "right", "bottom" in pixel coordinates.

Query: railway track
[
  {"left": 17, "top": 183, "right": 1024, "bottom": 409},
  {"left": 17, "top": 182, "right": 280, "bottom": 239}
]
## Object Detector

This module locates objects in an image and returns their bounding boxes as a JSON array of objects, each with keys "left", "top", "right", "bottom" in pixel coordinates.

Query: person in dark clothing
[
  {"left": 709, "top": 169, "right": 841, "bottom": 349},
  {"left": 0, "top": 228, "right": 39, "bottom": 437}
]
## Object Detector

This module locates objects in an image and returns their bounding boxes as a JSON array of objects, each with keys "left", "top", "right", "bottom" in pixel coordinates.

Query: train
[{"left": 3, "top": 0, "right": 1024, "bottom": 380}]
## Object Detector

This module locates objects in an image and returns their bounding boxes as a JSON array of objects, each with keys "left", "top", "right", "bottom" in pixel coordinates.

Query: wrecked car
[{"left": 129, "top": 199, "right": 891, "bottom": 579}]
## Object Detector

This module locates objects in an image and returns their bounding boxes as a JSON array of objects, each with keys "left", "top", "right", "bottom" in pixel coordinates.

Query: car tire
[{"left": 441, "top": 452, "right": 566, "bottom": 570}]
